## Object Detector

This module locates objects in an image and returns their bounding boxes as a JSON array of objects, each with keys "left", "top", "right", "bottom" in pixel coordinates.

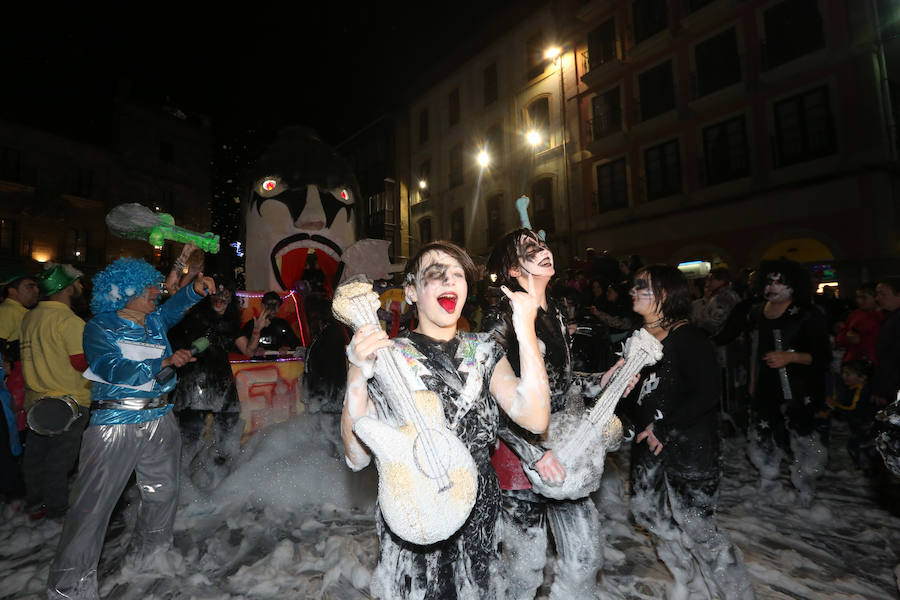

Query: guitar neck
[{"left": 584, "top": 350, "right": 649, "bottom": 427}]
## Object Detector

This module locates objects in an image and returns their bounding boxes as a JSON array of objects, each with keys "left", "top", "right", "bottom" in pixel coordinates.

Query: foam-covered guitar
[
  {"left": 332, "top": 278, "right": 477, "bottom": 545},
  {"left": 521, "top": 327, "right": 663, "bottom": 500}
]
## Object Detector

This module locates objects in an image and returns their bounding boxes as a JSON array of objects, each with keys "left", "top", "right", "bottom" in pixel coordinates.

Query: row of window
[
  {"left": 0, "top": 217, "right": 90, "bottom": 263},
  {"left": 418, "top": 176, "right": 557, "bottom": 247},
  {"left": 418, "top": 62, "right": 500, "bottom": 146},
  {"left": 586, "top": 0, "right": 824, "bottom": 73},
  {"left": 594, "top": 86, "right": 836, "bottom": 210}
]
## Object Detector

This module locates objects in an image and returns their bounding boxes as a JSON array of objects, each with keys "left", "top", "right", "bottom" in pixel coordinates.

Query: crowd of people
[{"left": 0, "top": 232, "right": 898, "bottom": 599}]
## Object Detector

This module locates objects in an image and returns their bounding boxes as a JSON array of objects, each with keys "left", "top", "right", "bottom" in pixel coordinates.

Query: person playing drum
[{"left": 20, "top": 263, "right": 90, "bottom": 521}]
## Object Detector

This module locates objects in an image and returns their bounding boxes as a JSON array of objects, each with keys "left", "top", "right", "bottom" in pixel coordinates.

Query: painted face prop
[
  {"left": 764, "top": 273, "right": 793, "bottom": 303},
  {"left": 244, "top": 128, "right": 358, "bottom": 294}
]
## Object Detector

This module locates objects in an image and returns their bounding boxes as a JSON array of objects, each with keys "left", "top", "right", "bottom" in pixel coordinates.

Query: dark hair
[
  {"left": 759, "top": 259, "right": 813, "bottom": 305},
  {"left": 262, "top": 291, "right": 282, "bottom": 306},
  {"left": 878, "top": 276, "right": 900, "bottom": 294},
  {"left": 857, "top": 282, "right": 877, "bottom": 296},
  {"left": 709, "top": 267, "right": 731, "bottom": 283},
  {"left": 842, "top": 359, "right": 874, "bottom": 380},
  {"left": 404, "top": 240, "right": 477, "bottom": 293},
  {"left": 486, "top": 228, "right": 543, "bottom": 290},
  {"left": 635, "top": 265, "right": 692, "bottom": 326}
]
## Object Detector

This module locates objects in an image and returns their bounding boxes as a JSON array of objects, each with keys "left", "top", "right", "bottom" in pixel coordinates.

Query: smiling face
[
  {"left": 405, "top": 250, "right": 468, "bottom": 336},
  {"left": 244, "top": 131, "right": 357, "bottom": 293},
  {"left": 512, "top": 233, "right": 554, "bottom": 281}
]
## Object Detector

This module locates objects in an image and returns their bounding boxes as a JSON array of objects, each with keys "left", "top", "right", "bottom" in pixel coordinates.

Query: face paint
[
  {"left": 409, "top": 251, "right": 468, "bottom": 327},
  {"left": 764, "top": 273, "right": 792, "bottom": 302},
  {"left": 630, "top": 277, "right": 654, "bottom": 298},
  {"left": 243, "top": 133, "right": 358, "bottom": 292},
  {"left": 515, "top": 233, "right": 554, "bottom": 279}
]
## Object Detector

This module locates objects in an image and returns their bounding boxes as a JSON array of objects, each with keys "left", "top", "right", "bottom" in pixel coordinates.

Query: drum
[{"left": 27, "top": 396, "right": 81, "bottom": 436}]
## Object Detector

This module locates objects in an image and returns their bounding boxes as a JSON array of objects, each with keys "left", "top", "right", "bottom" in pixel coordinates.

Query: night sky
[
  {"left": 1, "top": 4, "right": 521, "bottom": 145},
  {"left": 1, "top": 4, "right": 524, "bottom": 248}
]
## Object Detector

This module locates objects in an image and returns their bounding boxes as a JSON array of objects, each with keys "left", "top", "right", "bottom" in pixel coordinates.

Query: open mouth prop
[
  {"left": 270, "top": 233, "right": 343, "bottom": 293},
  {"left": 437, "top": 293, "right": 458, "bottom": 313}
]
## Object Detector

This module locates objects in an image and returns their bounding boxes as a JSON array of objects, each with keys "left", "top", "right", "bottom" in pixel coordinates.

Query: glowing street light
[
  {"left": 544, "top": 46, "right": 562, "bottom": 61},
  {"left": 526, "top": 130, "right": 542, "bottom": 147},
  {"left": 477, "top": 150, "right": 490, "bottom": 167},
  {"left": 418, "top": 179, "right": 428, "bottom": 189}
]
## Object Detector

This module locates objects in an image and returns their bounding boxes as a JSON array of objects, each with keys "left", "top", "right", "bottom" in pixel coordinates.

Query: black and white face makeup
[
  {"left": 764, "top": 273, "right": 793, "bottom": 303},
  {"left": 406, "top": 250, "right": 468, "bottom": 332},
  {"left": 514, "top": 233, "right": 554, "bottom": 279},
  {"left": 630, "top": 274, "right": 657, "bottom": 318}
]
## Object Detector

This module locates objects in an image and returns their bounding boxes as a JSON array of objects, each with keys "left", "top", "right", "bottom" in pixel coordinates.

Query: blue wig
[{"left": 91, "top": 258, "right": 164, "bottom": 314}]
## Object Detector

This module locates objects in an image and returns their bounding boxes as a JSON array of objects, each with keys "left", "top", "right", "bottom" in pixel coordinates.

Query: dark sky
[{"left": 1, "top": 4, "right": 520, "bottom": 146}]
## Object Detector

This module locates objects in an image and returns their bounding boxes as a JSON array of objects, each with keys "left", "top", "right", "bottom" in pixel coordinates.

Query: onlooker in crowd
[
  {"left": 828, "top": 359, "right": 878, "bottom": 471},
  {"left": 0, "top": 270, "right": 40, "bottom": 437},
  {"left": 691, "top": 268, "right": 742, "bottom": 338},
  {"left": 873, "top": 277, "right": 900, "bottom": 407},
  {"left": 746, "top": 260, "right": 830, "bottom": 507},
  {"left": 21, "top": 264, "right": 90, "bottom": 520},
  {"left": 171, "top": 278, "right": 243, "bottom": 489},
  {"left": 47, "top": 258, "right": 212, "bottom": 600},
  {"left": 236, "top": 291, "right": 300, "bottom": 356},
  {"left": 835, "top": 283, "right": 882, "bottom": 365}
]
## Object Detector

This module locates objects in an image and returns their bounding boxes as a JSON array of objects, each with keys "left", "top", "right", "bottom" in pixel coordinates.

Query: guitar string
[
  {"left": 349, "top": 295, "right": 451, "bottom": 487},
  {"left": 563, "top": 348, "right": 651, "bottom": 455}
]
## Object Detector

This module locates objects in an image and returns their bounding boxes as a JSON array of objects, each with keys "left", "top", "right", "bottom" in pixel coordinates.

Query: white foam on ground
[{"left": 1, "top": 416, "right": 899, "bottom": 599}]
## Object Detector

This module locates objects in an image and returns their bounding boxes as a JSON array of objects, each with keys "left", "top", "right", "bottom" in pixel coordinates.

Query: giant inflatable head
[{"left": 244, "top": 127, "right": 358, "bottom": 294}]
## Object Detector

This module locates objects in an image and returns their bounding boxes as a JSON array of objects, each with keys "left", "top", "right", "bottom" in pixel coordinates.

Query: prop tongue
[{"left": 437, "top": 296, "right": 457, "bottom": 313}]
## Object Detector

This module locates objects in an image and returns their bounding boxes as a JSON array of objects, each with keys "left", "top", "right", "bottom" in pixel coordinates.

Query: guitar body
[
  {"left": 333, "top": 278, "right": 479, "bottom": 545},
  {"left": 354, "top": 390, "right": 477, "bottom": 545},
  {"left": 521, "top": 398, "right": 623, "bottom": 500},
  {"left": 521, "top": 327, "right": 663, "bottom": 501}
]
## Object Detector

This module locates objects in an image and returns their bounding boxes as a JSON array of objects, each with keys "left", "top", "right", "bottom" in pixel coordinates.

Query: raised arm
[{"left": 489, "top": 276, "right": 550, "bottom": 434}]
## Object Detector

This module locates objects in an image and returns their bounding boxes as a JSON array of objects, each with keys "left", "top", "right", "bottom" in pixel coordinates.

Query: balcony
[
  {"left": 580, "top": 50, "right": 626, "bottom": 89},
  {"left": 587, "top": 109, "right": 623, "bottom": 141}
]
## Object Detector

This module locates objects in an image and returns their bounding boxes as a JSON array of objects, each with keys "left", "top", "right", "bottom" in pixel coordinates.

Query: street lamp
[
  {"left": 477, "top": 149, "right": 490, "bottom": 168},
  {"left": 526, "top": 130, "right": 542, "bottom": 147},
  {"left": 544, "top": 43, "right": 575, "bottom": 262},
  {"left": 418, "top": 179, "right": 427, "bottom": 189}
]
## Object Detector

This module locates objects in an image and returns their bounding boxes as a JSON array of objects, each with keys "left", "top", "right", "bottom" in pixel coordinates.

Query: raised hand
[
  {"left": 501, "top": 272, "right": 539, "bottom": 328},
  {"left": 192, "top": 272, "right": 215, "bottom": 296},
  {"left": 347, "top": 323, "right": 393, "bottom": 380}
]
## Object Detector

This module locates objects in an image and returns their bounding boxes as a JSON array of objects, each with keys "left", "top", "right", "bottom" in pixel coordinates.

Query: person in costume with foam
[{"left": 47, "top": 258, "right": 213, "bottom": 600}]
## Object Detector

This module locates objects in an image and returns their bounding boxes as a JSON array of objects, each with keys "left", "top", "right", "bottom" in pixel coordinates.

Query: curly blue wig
[{"left": 91, "top": 258, "right": 164, "bottom": 314}]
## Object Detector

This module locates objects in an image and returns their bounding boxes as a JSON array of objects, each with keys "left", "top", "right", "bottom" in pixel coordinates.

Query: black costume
[
  {"left": 171, "top": 300, "right": 242, "bottom": 484},
  {"left": 239, "top": 316, "right": 300, "bottom": 352},
  {"left": 367, "top": 331, "right": 504, "bottom": 600},
  {"left": 483, "top": 296, "right": 609, "bottom": 600},
  {"left": 747, "top": 303, "right": 829, "bottom": 503},
  {"left": 622, "top": 324, "right": 753, "bottom": 600}
]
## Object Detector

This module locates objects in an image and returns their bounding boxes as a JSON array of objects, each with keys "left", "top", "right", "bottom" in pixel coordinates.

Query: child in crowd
[{"left": 828, "top": 359, "right": 879, "bottom": 471}]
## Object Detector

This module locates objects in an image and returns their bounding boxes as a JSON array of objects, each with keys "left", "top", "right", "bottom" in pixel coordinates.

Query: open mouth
[
  {"left": 270, "top": 234, "right": 343, "bottom": 291},
  {"left": 538, "top": 257, "right": 552, "bottom": 268},
  {"left": 437, "top": 292, "right": 458, "bottom": 313}
]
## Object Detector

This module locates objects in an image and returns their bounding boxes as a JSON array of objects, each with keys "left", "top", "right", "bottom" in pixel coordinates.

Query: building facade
[
  {"left": 0, "top": 102, "right": 212, "bottom": 277},
  {"left": 571, "top": 0, "right": 900, "bottom": 286},
  {"left": 391, "top": 0, "right": 899, "bottom": 290}
]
